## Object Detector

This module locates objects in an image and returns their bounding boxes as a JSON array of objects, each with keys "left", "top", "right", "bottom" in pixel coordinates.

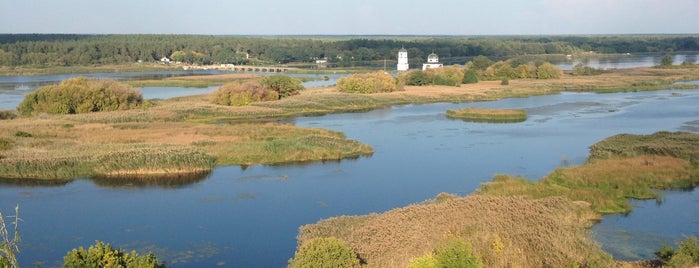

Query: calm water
[
  {"left": 0, "top": 71, "right": 339, "bottom": 110},
  {"left": 1, "top": 87, "right": 699, "bottom": 267}
]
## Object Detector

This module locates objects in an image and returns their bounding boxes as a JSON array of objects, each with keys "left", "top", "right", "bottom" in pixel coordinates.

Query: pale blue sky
[{"left": 1, "top": 0, "right": 698, "bottom": 35}]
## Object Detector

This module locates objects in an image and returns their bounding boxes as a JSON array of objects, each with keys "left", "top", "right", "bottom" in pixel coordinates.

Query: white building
[
  {"left": 422, "top": 52, "right": 443, "bottom": 70},
  {"left": 397, "top": 47, "right": 409, "bottom": 71}
]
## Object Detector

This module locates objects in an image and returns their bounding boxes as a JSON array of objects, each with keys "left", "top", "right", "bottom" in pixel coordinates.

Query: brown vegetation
[{"left": 298, "top": 195, "right": 611, "bottom": 268}]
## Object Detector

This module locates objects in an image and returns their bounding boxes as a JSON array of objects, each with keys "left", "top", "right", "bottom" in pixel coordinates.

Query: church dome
[
  {"left": 427, "top": 53, "right": 439, "bottom": 63},
  {"left": 399, "top": 47, "right": 407, "bottom": 53}
]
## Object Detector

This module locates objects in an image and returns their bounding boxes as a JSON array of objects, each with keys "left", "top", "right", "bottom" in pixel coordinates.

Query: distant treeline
[{"left": 1, "top": 34, "right": 698, "bottom": 67}]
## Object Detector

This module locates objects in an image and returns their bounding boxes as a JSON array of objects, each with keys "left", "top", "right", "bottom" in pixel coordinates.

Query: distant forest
[{"left": 1, "top": 34, "right": 698, "bottom": 67}]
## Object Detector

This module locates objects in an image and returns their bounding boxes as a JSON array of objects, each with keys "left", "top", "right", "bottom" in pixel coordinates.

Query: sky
[{"left": 1, "top": 0, "right": 698, "bottom": 35}]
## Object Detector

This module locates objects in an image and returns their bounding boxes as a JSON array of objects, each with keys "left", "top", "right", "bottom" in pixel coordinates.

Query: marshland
[{"left": 2, "top": 36, "right": 699, "bottom": 266}]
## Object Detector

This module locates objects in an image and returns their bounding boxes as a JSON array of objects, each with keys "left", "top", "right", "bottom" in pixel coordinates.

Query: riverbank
[{"left": 295, "top": 132, "right": 699, "bottom": 267}]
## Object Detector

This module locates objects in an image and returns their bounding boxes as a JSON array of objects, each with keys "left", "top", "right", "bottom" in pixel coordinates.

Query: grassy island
[
  {"left": 293, "top": 131, "right": 699, "bottom": 267},
  {"left": 2, "top": 66, "right": 699, "bottom": 182},
  {"left": 446, "top": 107, "right": 527, "bottom": 123}
]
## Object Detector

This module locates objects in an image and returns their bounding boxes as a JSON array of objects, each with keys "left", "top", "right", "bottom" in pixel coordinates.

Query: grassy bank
[
  {"left": 446, "top": 107, "right": 527, "bottom": 123},
  {"left": 294, "top": 132, "right": 699, "bottom": 267},
  {"left": 125, "top": 73, "right": 261, "bottom": 88},
  {"left": 479, "top": 131, "right": 699, "bottom": 214},
  {"left": 0, "top": 63, "right": 180, "bottom": 76}
]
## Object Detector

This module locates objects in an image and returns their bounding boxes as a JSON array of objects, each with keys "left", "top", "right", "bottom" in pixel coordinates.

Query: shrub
[
  {"left": 260, "top": 75, "right": 304, "bottom": 99},
  {"left": 535, "top": 62, "right": 563, "bottom": 79},
  {"left": 427, "top": 66, "right": 464, "bottom": 87},
  {"left": 337, "top": 71, "right": 401, "bottom": 93},
  {"left": 288, "top": 237, "right": 361, "bottom": 268},
  {"left": 17, "top": 77, "right": 142, "bottom": 116},
  {"left": 500, "top": 78, "right": 509, "bottom": 85},
  {"left": 662, "top": 236, "right": 699, "bottom": 267},
  {"left": 63, "top": 241, "right": 164, "bottom": 268},
  {"left": 0, "top": 110, "right": 16, "bottom": 120},
  {"left": 211, "top": 81, "right": 278, "bottom": 106},
  {"left": 462, "top": 69, "right": 478, "bottom": 84},
  {"left": 13, "top": 131, "right": 31, "bottom": 137},
  {"left": 433, "top": 240, "right": 483, "bottom": 268},
  {"left": 404, "top": 70, "right": 432, "bottom": 86},
  {"left": 572, "top": 63, "right": 605, "bottom": 76}
]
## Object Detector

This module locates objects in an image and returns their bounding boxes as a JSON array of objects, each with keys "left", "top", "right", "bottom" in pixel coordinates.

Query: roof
[{"left": 399, "top": 48, "right": 407, "bottom": 52}]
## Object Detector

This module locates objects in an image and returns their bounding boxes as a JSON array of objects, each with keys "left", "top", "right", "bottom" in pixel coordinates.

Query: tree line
[{"left": 1, "top": 34, "right": 698, "bottom": 67}]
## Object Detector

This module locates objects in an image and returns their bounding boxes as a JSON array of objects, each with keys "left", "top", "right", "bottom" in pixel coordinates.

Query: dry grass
[{"left": 298, "top": 195, "right": 612, "bottom": 268}]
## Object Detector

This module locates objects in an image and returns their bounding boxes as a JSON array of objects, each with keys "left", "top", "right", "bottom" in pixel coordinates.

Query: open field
[{"left": 296, "top": 131, "right": 699, "bottom": 267}]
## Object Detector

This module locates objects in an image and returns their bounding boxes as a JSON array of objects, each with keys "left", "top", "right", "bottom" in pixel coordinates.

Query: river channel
[{"left": 1, "top": 88, "right": 698, "bottom": 267}]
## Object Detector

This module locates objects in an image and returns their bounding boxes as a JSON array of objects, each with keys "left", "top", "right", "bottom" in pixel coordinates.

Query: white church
[
  {"left": 422, "top": 52, "right": 444, "bottom": 70},
  {"left": 397, "top": 47, "right": 409, "bottom": 71},
  {"left": 396, "top": 48, "right": 443, "bottom": 71}
]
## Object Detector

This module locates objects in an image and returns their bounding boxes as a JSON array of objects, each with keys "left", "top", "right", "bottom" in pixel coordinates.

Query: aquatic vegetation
[
  {"left": 0, "top": 206, "right": 20, "bottom": 268},
  {"left": 446, "top": 107, "right": 527, "bottom": 123}
]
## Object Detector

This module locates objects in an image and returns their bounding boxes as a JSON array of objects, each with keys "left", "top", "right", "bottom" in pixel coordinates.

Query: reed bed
[
  {"left": 446, "top": 107, "right": 527, "bottom": 123},
  {"left": 298, "top": 195, "right": 611, "bottom": 268}
]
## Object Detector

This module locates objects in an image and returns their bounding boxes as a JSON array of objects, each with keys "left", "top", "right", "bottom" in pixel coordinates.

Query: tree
[
  {"left": 288, "top": 237, "right": 361, "bottom": 268},
  {"left": 260, "top": 75, "right": 305, "bottom": 99},
  {"left": 660, "top": 54, "right": 673, "bottom": 67},
  {"left": 535, "top": 62, "right": 563, "bottom": 79},
  {"left": 462, "top": 69, "right": 478, "bottom": 84},
  {"left": 471, "top": 55, "right": 493, "bottom": 71}
]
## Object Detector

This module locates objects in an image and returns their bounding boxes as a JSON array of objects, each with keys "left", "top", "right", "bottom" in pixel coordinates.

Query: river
[{"left": 1, "top": 54, "right": 699, "bottom": 267}]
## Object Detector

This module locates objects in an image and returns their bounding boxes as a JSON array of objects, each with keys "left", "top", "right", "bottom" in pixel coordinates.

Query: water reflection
[
  {"left": 90, "top": 171, "right": 211, "bottom": 189},
  {"left": 0, "top": 177, "right": 73, "bottom": 187}
]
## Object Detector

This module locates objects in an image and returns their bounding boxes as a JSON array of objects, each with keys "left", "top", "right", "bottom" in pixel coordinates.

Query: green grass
[
  {"left": 478, "top": 131, "right": 699, "bottom": 214},
  {"left": 446, "top": 107, "right": 527, "bottom": 123}
]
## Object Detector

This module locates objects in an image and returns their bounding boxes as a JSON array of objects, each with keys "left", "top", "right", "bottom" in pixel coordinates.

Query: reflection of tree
[
  {"left": 91, "top": 171, "right": 211, "bottom": 189},
  {"left": 0, "top": 177, "right": 73, "bottom": 187}
]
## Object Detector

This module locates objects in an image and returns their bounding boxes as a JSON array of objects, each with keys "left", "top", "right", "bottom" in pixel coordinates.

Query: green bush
[
  {"left": 63, "top": 241, "right": 164, "bottom": 268},
  {"left": 409, "top": 240, "right": 483, "bottom": 268},
  {"left": 337, "top": 71, "right": 401, "bottom": 93},
  {"left": 288, "top": 237, "right": 361, "bottom": 268},
  {"left": 13, "top": 131, "right": 31, "bottom": 137},
  {"left": 535, "top": 62, "right": 562, "bottom": 79},
  {"left": 211, "top": 81, "right": 279, "bottom": 106},
  {"left": 462, "top": 69, "right": 478, "bottom": 84},
  {"left": 500, "top": 78, "right": 509, "bottom": 85},
  {"left": 260, "top": 75, "right": 305, "bottom": 99},
  {"left": 404, "top": 70, "right": 432, "bottom": 86},
  {"left": 17, "top": 78, "right": 142, "bottom": 116},
  {"left": 433, "top": 240, "right": 483, "bottom": 268},
  {"left": 659, "top": 236, "right": 699, "bottom": 267}
]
